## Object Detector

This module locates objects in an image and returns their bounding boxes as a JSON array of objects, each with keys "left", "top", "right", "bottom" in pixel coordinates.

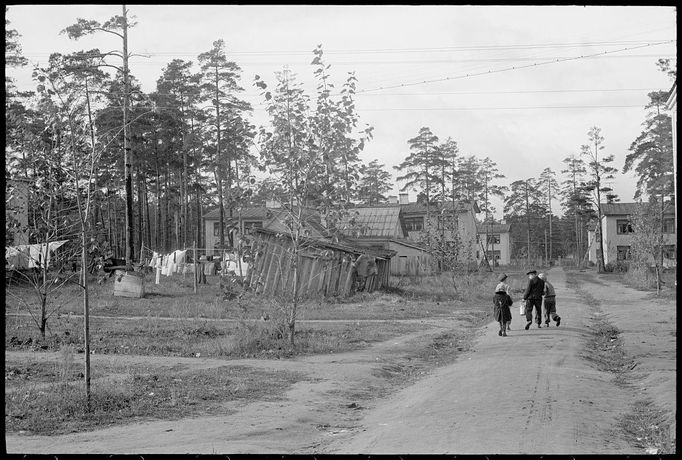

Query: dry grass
[
  {"left": 5, "top": 363, "right": 303, "bottom": 436},
  {"left": 618, "top": 399, "right": 676, "bottom": 454},
  {"left": 5, "top": 312, "right": 426, "bottom": 359},
  {"left": 566, "top": 271, "right": 675, "bottom": 454}
]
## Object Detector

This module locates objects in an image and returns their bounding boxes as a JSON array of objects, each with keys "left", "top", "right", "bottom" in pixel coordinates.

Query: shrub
[{"left": 623, "top": 264, "right": 655, "bottom": 290}]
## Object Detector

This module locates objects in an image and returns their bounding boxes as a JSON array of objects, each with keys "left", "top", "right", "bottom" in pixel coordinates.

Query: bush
[{"left": 623, "top": 264, "right": 655, "bottom": 290}]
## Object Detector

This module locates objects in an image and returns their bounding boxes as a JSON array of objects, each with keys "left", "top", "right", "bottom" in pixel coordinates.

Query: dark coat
[
  {"left": 523, "top": 276, "right": 545, "bottom": 300},
  {"left": 493, "top": 291, "right": 513, "bottom": 323}
]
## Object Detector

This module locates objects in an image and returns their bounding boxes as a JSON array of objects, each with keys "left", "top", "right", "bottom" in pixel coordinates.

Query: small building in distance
[
  {"left": 475, "top": 222, "right": 512, "bottom": 266},
  {"left": 202, "top": 202, "right": 326, "bottom": 256},
  {"left": 587, "top": 202, "right": 676, "bottom": 267}
]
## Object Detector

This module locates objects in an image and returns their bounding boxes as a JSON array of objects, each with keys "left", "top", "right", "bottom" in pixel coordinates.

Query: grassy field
[
  {"left": 5, "top": 269, "right": 504, "bottom": 436},
  {"left": 5, "top": 358, "right": 304, "bottom": 436}
]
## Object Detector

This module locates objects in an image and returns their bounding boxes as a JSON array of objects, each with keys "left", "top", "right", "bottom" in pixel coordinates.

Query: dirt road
[
  {"left": 5, "top": 267, "right": 674, "bottom": 454},
  {"left": 322, "top": 267, "right": 643, "bottom": 453}
]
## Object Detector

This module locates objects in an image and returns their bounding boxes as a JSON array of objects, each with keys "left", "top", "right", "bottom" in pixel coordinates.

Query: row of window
[
  {"left": 475, "top": 234, "right": 501, "bottom": 244},
  {"left": 213, "top": 221, "right": 262, "bottom": 236},
  {"left": 616, "top": 245, "right": 677, "bottom": 260},
  {"left": 617, "top": 218, "right": 675, "bottom": 234}
]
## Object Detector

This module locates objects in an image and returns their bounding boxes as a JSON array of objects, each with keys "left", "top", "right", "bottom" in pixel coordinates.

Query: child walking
[{"left": 493, "top": 273, "right": 513, "bottom": 336}]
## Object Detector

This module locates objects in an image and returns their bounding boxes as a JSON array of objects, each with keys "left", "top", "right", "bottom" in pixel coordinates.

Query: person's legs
[
  {"left": 525, "top": 300, "right": 533, "bottom": 329},
  {"left": 546, "top": 298, "right": 560, "bottom": 325},
  {"left": 498, "top": 320, "right": 504, "bottom": 336},
  {"left": 532, "top": 299, "right": 542, "bottom": 327}
]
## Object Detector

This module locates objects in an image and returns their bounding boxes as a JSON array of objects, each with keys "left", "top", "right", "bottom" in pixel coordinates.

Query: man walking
[
  {"left": 539, "top": 273, "right": 561, "bottom": 327},
  {"left": 523, "top": 269, "right": 545, "bottom": 330}
]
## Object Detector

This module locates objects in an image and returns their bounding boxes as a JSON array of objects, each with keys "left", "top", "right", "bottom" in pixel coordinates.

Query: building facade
[
  {"left": 475, "top": 223, "right": 512, "bottom": 266},
  {"left": 587, "top": 202, "right": 676, "bottom": 266}
]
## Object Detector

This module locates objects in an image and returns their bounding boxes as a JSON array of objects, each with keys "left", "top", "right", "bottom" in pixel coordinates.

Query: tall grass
[{"left": 389, "top": 270, "right": 519, "bottom": 302}]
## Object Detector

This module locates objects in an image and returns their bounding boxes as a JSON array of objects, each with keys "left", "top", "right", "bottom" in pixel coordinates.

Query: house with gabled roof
[
  {"left": 203, "top": 204, "right": 327, "bottom": 255},
  {"left": 340, "top": 194, "right": 481, "bottom": 275},
  {"left": 476, "top": 222, "right": 512, "bottom": 266},
  {"left": 341, "top": 204, "right": 434, "bottom": 275},
  {"left": 587, "top": 202, "right": 676, "bottom": 266}
]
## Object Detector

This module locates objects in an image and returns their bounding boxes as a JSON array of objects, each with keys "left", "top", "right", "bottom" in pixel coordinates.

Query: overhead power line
[
  {"left": 355, "top": 105, "right": 646, "bottom": 111},
  {"left": 20, "top": 39, "right": 675, "bottom": 58},
  {"left": 355, "top": 40, "right": 675, "bottom": 94}
]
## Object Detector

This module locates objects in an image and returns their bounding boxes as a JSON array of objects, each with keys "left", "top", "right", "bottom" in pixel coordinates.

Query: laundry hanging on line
[{"left": 5, "top": 241, "right": 69, "bottom": 269}]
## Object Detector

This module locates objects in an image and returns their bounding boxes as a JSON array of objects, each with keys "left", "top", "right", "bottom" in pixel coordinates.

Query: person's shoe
[
  {"left": 502, "top": 331, "right": 507, "bottom": 336},
  {"left": 507, "top": 325, "right": 511, "bottom": 331},
  {"left": 545, "top": 322, "right": 550, "bottom": 327},
  {"left": 499, "top": 330, "right": 502, "bottom": 336},
  {"left": 525, "top": 322, "right": 532, "bottom": 330},
  {"left": 537, "top": 323, "right": 541, "bottom": 328},
  {"left": 556, "top": 317, "right": 561, "bottom": 327}
]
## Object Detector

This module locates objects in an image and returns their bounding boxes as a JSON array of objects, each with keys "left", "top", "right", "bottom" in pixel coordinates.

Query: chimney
[
  {"left": 399, "top": 193, "right": 409, "bottom": 205},
  {"left": 388, "top": 195, "right": 398, "bottom": 205}
]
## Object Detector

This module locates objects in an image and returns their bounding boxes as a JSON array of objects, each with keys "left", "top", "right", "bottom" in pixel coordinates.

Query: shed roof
[
  {"left": 345, "top": 206, "right": 404, "bottom": 238},
  {"left": 251, "top": 228, "right": 396, "bottom": 259}
]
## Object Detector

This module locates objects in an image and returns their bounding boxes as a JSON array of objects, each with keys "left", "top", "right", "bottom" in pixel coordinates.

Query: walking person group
[{"left": 492, "top": 270, "right": 561, "bottom": 337}]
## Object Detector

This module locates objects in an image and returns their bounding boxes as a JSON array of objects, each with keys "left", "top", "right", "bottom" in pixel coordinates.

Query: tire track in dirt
[{"left": 322, "top": 267, "right": 637, "bottom": 454}]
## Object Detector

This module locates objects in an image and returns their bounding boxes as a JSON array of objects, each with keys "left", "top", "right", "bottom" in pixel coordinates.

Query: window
[
  {"left": 213, "top": 221, "right": 221, "bottom": 237},
  {"left": 403, "top": 216, "right": 424, "bottom": 232},
  {"left": 487, "top": 234, "right": 501, "bottom": 245},
  {"left": 616, "top": 246, "right": 631, "bottom": 261},
  {"left": 662, "top": 245, "right": 676, "bottom": 260},
  {"left": 663, "top": 218, "right": 675, "bottom": 234},
  {"left": 243, "top": 220, "right": 263, "bottom": 230},
  {"left": 616, "top": 219, "right": 633, "bottom": 234},
  {"left": 486, "top": 250, "right": 501, "bottom": 266}
]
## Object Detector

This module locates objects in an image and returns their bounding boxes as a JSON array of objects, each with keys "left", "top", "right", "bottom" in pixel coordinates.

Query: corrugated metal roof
[
  {"left": 601, "top": 202, "right": 675, "bottom": 216},
  {"left": 252, "top": 228, "right": 396, "bottom": 259},
  {"left": 346, "top": 206, "right": 403, "bottom": 238},
  {"left": 400, "top": 200, "right": 478, "bottom": 214},
  {"left": 476, "top": 223, "right": 511, "bottom": 233}
]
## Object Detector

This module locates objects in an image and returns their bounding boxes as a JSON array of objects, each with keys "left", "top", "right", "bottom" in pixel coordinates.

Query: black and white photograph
[{"left": 5, "top": 4, "right": 677, "bottom": 455}]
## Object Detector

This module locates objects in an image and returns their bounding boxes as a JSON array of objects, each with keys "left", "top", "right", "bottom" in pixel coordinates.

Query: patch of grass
[
  {"left": 387, "top": 270, "right": 527, "bottom": 303},
  {"left": 4, "top": 365, "right": 303, "bottom": 436},
  {"left": 567, "top": 272, "right": 632, "bottom": 375},
  {"left": 618, "top": 399, "right": 676, "bottom": 454},
  {"left": 225, "top": 320, "right": 426, "bottom": 359},
  {"left": 5, "top": 313, "right": 425, "bottom": 359}
]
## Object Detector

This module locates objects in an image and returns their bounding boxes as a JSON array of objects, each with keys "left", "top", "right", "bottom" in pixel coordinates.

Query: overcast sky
[{"left": 6, "top": 5, "right": 677, "bottom": 219}]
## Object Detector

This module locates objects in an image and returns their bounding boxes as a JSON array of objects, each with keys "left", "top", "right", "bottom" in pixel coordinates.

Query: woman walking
[{"left": 493, "top": 273, "right": 513, "bottom": 336}]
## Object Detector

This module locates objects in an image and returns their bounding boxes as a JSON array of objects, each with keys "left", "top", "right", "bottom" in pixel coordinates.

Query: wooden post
[{"left": 193, "top": 240, "right": 197, "bottom": 294}]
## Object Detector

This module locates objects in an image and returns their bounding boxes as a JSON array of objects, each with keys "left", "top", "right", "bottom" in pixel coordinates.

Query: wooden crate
[{"left": 113, "top": 270, "right": 145, "bottom": 298}]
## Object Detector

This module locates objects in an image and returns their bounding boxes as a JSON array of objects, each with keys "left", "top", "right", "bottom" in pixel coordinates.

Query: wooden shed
[{"left": 245, "top": 228, "right": 395, "bottom": 298}]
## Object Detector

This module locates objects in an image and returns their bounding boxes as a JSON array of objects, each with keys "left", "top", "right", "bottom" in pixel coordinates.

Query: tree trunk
[
  {"left": 165, "top": 163, "right": 171, "bottom": 252},
  {"left": 525, "top": 181, "right": 531, "bottom": 266},
  {"left": 136, "top": 166, "right": 143, "bottom": 261},
  {"left": 122, "top": 5, "right": 134, "bottom": 271},
  {"left": 155, "top": 145, "right": 161, "bottom": 251}
]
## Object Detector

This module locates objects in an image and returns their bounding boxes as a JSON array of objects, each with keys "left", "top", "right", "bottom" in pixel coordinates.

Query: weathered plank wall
[{"left": 247, "top": 232, "right": 390, "bottom": 298}]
